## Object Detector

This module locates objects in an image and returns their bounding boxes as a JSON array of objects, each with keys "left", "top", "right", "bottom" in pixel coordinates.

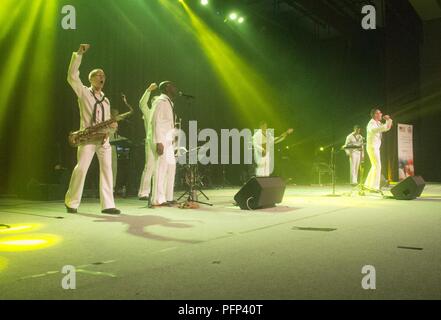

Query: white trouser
[
  {"left": 365, "top": 147, "right": 382, "bottom": 190},
  {"left": 349, "top": 151, "right": 362, "bottom": 184},
  {"left": 254, "top": 151, "right": 272, "bottom": 177},
  {"left": 138, "top": 142, "right": 156, "bottom": 198},
  {"left": 152, "top": 142, "right": 176, "bottom": 204},
  {"left": 111, "top": 145, "right": 117, "bottom": 189},
  {"left": 65, "top": 142, "right": 115, "bottom": 209}
]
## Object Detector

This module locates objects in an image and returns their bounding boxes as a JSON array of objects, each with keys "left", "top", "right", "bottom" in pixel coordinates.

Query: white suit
[
  {"left": 65, "top": 52, "right": 116, "bottom": 210},
  {"left": 364, "top": 118, "right": 393, "bottom": 190},
  {"left": 152, "top": 94, "right": 176, "bottom": 204},
  {"left": 138, "top": 88, "right": 156, "bottom": 198},
  {"left": 110, "top": 132, "right": 118, "bottom": 190},
  {"left": 252, "top": 129, "right": 274, "bottom": 177},
  {"left": 344, "top": 133, "right": 364, "bottom": 184}
]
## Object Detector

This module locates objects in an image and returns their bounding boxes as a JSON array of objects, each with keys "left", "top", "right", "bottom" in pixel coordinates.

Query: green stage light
[
  {"left": 201, "top": 0, "right": 209, "bottom": 5},
  {"left": 238, "top": 17, "right": 244, "bottom": 23},
  {"left": 7, "top": 0, "right": 58, "bottom": 192},
  {"left": 229, "top": 13, "right": 238, "bottom": 20},
  {"left": 320, "top": 147, "right": 325, "bottom": 151},
  {"left": 176, "top": 1, "right": 286, "bottom": 128}
]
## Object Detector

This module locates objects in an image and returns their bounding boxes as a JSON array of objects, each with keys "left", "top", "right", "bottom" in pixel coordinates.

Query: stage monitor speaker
[
  {"left": 25, "top": 180, "right": 65, "bottom": 201},
  {"left": 390, "top": 176, "right": 425, "bottom": 200},
  {"left": 234, "top": 176, "right": 286, "bottom": 210}
]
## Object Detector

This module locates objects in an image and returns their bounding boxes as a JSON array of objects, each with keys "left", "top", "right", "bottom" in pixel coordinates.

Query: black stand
[
  {"left": 326, "top": 146, "right": 341, "bottom": 197},
  {"left": 220, "top": 164, "right": 232, "bottom": 188},
  {"left": 177, "top": 164, "right": 213, "bottom": 206}
]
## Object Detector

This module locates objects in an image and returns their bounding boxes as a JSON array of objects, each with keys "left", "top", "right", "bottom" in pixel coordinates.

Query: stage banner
[{"left": 397, "top": 123, "right": 414, "bottom": 181}]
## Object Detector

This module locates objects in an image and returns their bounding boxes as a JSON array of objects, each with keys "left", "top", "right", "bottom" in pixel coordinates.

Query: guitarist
[
  {"left": 64, "top": 44, "right": 120, "bottom": 215},
  {"left": 252, "top": 121, "right": 293, "bottom": 177}
]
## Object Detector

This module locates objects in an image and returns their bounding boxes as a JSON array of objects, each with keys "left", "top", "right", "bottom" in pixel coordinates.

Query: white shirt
[
  {"left": 344, "top": 133, "right": 364, "bottom": 155},
  {"left": 252, "top": 129, "right": 274, "bottom": 158},
  {"left": 67, "top": 52, "right": 111, "bottom": 131},
  {"left": 152, "top": 93, "right": 175, "bottom": 145},
  {"left": 366, "top": 118, "right": 393, "bottom": 149}
]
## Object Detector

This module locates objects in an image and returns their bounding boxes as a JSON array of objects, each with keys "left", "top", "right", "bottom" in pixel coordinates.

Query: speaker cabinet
[
  {"left": 390, "top": 176, "right": 425, "bottom": 200},
  {"left": 25, "top": 181, "right": 65, "bottom": 201},
  {"left": 234, "top": 176, "right": 286, "bottom": 210}
]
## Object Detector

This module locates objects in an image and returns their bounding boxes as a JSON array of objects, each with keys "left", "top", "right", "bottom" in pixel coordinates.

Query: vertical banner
[{"left": 397, "top": 123, "right": 414, "bottom": 181}]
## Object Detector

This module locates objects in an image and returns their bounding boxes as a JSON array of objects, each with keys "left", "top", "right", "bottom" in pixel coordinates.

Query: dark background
[{"left": 0, "top": 0, "right": 440, "bottom": 196}]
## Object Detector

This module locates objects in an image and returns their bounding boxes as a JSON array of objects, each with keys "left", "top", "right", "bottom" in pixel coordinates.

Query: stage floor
[{"left": 0, "top": 184, "right": 440, "bottom": 300}]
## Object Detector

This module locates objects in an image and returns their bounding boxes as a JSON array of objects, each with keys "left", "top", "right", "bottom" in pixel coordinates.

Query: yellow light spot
[
  {"left": 0, "top": 234, "right": 60, "bottom": 252},
  {"left": 1, "top": 239, "right": 47, "bottom": 246}
]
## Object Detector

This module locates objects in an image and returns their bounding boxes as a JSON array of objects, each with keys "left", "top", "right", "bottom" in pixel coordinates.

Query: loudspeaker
[
  {"left": 234, "top": 176, "right": 286, "bottom": 210},
  {"left": 25, "top": 180, "right": 65, "bottom": 201},
  {"left": 390, "top": 176, "right": 425, "bottom": 200}
]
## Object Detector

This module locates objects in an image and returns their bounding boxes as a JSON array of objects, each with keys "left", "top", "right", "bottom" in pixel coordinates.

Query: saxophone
[{"left": 68, "top": 93, "right": 134, "bottom": 147}]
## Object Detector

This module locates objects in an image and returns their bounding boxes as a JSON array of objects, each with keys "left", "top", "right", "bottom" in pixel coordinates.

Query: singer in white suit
[
  {"left": 152, "top": 81, "right": 178, "bottom": 206},
  {"left": 64, "top": 44, "right": 120, "bottom": 215},
  {"left": 344, "top": 125, "right": 364, "bottom": 185},
  {"left": 364, "top": 108, "right": 393, "bottom": 191},
  {"left": 138, "top": 82, "right": 158, "bottom": 200}
]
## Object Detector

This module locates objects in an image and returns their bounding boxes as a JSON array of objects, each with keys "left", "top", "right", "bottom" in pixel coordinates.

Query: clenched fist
[
  {"left": 77, "top": 44, "right": 90, "bottom": 55},
  {"left": 147, "top": 83, "right": 158, "bottom": 92}
]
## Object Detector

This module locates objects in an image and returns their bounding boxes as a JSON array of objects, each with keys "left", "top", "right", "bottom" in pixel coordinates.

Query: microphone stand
[
  {"left": 176, "top": 93, "right": 212, "bottom": 206},
  {"left": 326, "top": 145, "right": 341, "bottom": 197},
  {"left": 177, "top": 147, "right": 212, "bottom": 206}
]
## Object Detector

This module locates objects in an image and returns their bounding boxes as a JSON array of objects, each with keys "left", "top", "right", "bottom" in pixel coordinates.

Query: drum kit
[{"left": 176, "top": 146, "right": 213, "bottom": 206}]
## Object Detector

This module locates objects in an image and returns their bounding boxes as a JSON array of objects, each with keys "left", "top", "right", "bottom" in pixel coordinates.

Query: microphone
[{"left": 179, "top": 91, "right": 195, "bottom": 99}]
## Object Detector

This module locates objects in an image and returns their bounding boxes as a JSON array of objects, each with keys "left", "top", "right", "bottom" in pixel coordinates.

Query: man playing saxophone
[{"left": 64, "top": 44, "right": 121, "bottom": 214}]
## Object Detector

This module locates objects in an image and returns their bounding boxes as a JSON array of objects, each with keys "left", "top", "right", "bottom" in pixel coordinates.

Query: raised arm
[
  {"left": 67, "top": 44, "right": 90, "bottom": 97},
  {"left": 369, "top": 117, "right": 393, "bottom": 134},
  {"left": 139, "top": 82, "right": 158, "bottom": 116},
  {"left": 274, "top": 128, "right": 293, "bottom": 144}
]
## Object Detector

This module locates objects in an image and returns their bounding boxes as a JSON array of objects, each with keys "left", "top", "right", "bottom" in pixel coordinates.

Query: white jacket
[
  {"left": 67, "top": 52, "right": 111, "bottom": 131},
  {"left": 344, "top": 133, "right": 364, "bottom": 156},
  {"left": 152, "top": 93, "right": 175, "bottom": 145},
  {"left": 366, "top": 118, "right": 393, "bottom": 149}
]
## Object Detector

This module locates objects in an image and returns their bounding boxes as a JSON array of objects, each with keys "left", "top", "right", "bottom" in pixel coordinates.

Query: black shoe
[
  {"left": 101, "top": 208, "right": 121, "bottom": 214},
  {"left": 139, "top": 196, "right": 149, "bottom": 201},
  {"left": 65, "top": 204, "right": 77, "bottom": 214}
]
